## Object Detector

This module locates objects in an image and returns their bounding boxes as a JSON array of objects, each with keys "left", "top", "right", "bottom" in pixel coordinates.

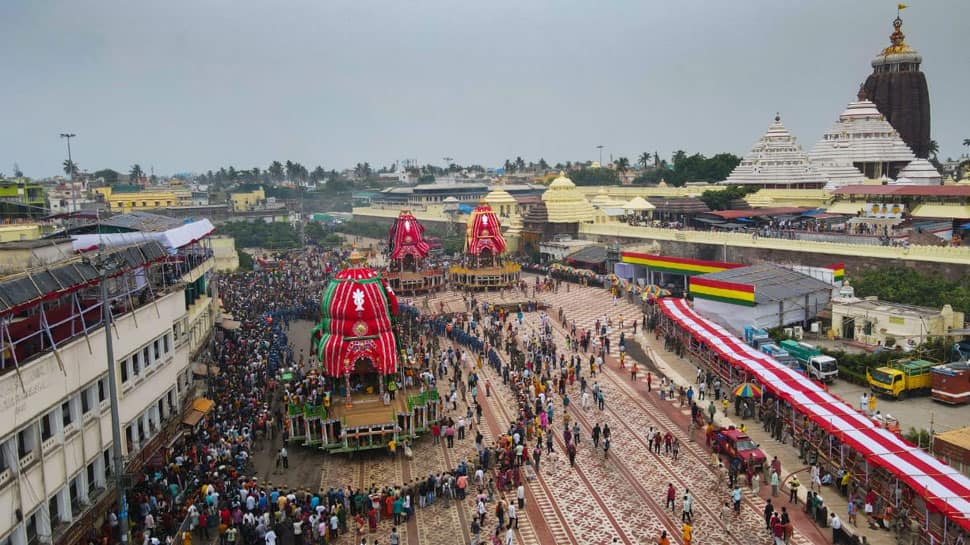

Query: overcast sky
[{"left": 1, "top": 1, "right": 967, "bottom": 178}]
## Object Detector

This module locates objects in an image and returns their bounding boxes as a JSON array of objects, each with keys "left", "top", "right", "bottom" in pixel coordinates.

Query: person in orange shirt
[
  {"left": 682, "top": 522, "right": 693, "bottom": 545},
  {"left": 657, "top": 530, "right": 670, "bottom": 545}
]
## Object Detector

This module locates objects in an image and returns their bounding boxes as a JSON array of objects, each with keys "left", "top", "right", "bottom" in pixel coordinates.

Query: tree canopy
[
  {"left": 634, "top": 151, "right": 740, "bottom": 186},
  {"left": 850, "top": 266, "right": 970, "bottom": 315},
  {"left": 568, "top": 167, "right": 619, "bottom": 186},
  {"left": 698, "top": 185, "right": 759, "bottom": 210}
]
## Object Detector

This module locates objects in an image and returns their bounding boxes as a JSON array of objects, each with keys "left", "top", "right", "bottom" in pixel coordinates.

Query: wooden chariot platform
[
  {"left": 384, "top": 269, "right": 446, "bottom": 294},
  {"left": 448, "top": 262, "right": 521, "bottom": 290},
  {"left": 286, "top": 385, "right": 444, "bottom": 454}
]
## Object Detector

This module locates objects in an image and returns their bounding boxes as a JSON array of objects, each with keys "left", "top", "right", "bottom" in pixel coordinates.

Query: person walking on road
[
  {"left": 682, "top": 490, "right": 694, "bottom": 523},
  {"left": 666, "top": 483, "right": 677, "bottom": 512}
]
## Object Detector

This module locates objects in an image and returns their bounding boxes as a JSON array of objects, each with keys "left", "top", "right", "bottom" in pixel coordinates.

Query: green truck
[
  {"left": 778, "top": 340, "right": 839, "bottom": 383},
  {"left": 867, "top": 359, "right": 938, "bottom": 399}
]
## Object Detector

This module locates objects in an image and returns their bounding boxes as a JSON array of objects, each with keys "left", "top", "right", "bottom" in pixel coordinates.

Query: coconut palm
[
  {"left": 963, "top": 138, "right": 970, "bottom": 148},
  {"left": 62, "top": 159, "right": 79, "bottom": 177},
  {"left": 927, "top": 139, "right": 939, "bottom": 160},
  {"left": 638, "top": 152, "right": 651, "bottom": 170},
  {"left": 129, "top": 164, "right": 144, "bottom": 181},
  {"left": 615, "top": 156, "right": 630, "bottom": 173}
]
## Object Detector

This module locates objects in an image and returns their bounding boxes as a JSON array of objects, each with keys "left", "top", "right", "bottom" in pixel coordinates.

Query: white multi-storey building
[{"left": 0, "top": 216, "right": 218, "bottom": 545}]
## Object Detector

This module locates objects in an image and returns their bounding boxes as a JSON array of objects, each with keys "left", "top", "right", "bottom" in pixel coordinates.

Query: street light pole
[
  {"left": 60, "top": 132, "right": 77, "bottom": 219},
  {"left": 596, "top": 145, "right": 604, "bottom": 167},
  {"left": 96, "top": 254, "right": 129, "bottom": 545}
]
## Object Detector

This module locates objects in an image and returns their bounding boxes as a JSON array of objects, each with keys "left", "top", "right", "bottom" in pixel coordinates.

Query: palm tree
[
  {"left": 129, "top": 164, "right": 144, "bottom": 182},
  {"left": 615, "top": 156, "right": 630, "bottom": 173},
  {"left": 963, "top": 138, "right": 970, "bottom": 148},
  {"left": 63, "top": 159, "right": 79, "bottom": 177},
  {"left": 638, "top": 152, "right": 651, "bottom": 170},
  {"left": 927, "top": 139, "right": 939, "bottom": 160}
]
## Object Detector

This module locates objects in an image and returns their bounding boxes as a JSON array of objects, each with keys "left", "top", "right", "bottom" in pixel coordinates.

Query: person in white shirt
[
  {"left": 507, "top": 503, "right": 517, "bottom": 529},
  {"left": 505, "top": 527, "right": 514, "bottom": 545},
  {"left": 830, "top": 513, "right": 843, "bottom": 544},
  {"left": 517, "top": 484, "right": 525, "bottom": 510},
  {"left": 264, "top": 528, "right": 277, "bottom": 545}
]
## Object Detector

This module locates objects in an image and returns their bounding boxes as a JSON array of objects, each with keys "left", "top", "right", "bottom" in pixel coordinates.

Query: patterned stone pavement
[{"left": 461, "top": 277, "right": 823, "bottom": 545}]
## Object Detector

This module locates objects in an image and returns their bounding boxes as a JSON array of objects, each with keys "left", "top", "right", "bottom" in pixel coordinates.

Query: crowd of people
[{"left": 80, "top": 241, "right": 930, "bottom": 545}]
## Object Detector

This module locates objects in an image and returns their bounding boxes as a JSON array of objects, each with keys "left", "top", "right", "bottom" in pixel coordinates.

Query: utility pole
[
  {"left": 596, "top": 145, "right": 604, "bottom": 167},
  {"left": 92, "top": 251, "right": 129, "bottom": 545},
  {"left": 60, "top": 132, "right": 77, "bottom": 218}
]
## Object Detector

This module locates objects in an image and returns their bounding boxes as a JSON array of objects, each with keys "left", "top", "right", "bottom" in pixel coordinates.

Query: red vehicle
[{"left": 712, "top": 428, "right": 766, "bottom": 471}]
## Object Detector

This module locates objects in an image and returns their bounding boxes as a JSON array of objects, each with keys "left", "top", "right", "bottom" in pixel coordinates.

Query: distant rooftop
[
  {"left": 698, "top": 262, "right": 831, "bottom": 304},
  {"left": 832, "top": 185, "right": 970, "bottom": 197},
  {"left": 99, "top": 211, "right": 186, "bottom": 232}
]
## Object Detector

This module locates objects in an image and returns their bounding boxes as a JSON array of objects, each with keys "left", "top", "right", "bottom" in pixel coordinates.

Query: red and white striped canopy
[{"left": 659, "top": 297, "right": 970, "bottom": 530}]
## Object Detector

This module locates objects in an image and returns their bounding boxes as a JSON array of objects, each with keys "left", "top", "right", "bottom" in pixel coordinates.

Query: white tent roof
[{"left": 72, "top": 218, "right": 215, "bottom": 254}]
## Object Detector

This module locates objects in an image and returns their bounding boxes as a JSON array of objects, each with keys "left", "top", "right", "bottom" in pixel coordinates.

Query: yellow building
[
  {"left": 229, "top": 188, "right": 266, "bottom": 211},
  {"left": 95, "top": 186, "right": 192, "bottom": 212},
  {"left": 0, "top": 224, "right": 41, "bottom": 242}
]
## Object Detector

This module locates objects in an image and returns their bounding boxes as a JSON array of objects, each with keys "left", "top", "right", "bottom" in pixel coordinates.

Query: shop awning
[
  {"left": 182, "top": 410, "right": 205, "bottom": 427},
  {"left": 182, "top": 397, "right": 214, "bottom": 426}
]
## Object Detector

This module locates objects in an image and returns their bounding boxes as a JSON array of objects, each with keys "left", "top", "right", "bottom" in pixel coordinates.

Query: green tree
[
  {"left": 851, "top": 267, "right": 970, "bottom": 316},
  {"left": 569, "top": 167, "right": 619, "bottom": 186},
  {"left": 637, "top": 152, "right": 651, "bottom": 170},
  {"left": 310, "top": 166, "right": 327, "bottom": 184},
  {"left": 699, "top": 185, "right": 759, "bottom": 210},
  {"left": 129, "top": 164, "right": 144, "bottom": 181},
  {"left": 615, "top": 156, "right": 630, "bottom": 174},
  {"left": 13, "top": 163, "right": 24, "bottom": 178},
  {"left": 94, "top": 168, "right": 121, "bottom": 185},
  {"left": 268, "top": 161, "right": 284, "bottom": 182},
  {"left": 63, "top": 159, "right": 79, "bottom": 177},
  {"left": 927, "top": 139, "right": 939, "bottom": 160}
]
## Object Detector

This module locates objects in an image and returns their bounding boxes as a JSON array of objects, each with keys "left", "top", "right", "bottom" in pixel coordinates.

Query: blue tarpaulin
[{"left": 458, "top": 203, "right": 474, "bottom": 213}]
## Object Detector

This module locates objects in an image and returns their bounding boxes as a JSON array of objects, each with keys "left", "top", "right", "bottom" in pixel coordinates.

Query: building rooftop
[
  {"left": 723, "top": 114, "right": 828, "bottom": 188},
  {"left": 698, "top": 262, "right": 831, "bottom": 304},
  {"left": 834, "top": 297, "right": 951, "bottom": 319},
  {"left": 832, "top": 185, "right": 970, "bottom": 197},
  {"left": 0, "top": 241, "right": 167, "bottom": 315},
  {"left": 935, "top": 427, "right": 970, "bottom": 453},
  {"left": 647, "top": 196, "right": 711, "bottom": 214},
  {"left": 97, "top": 210, "right": 186, "bottom": 232},
  {"left": 704, "top": 207, "right": 809, "bottom": 220},
  {"left": 565, "top": 244, "right": 608, "bottom": 265},
  {"left": 0, "top": 237, "right": 72, "bottom": 250}
]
